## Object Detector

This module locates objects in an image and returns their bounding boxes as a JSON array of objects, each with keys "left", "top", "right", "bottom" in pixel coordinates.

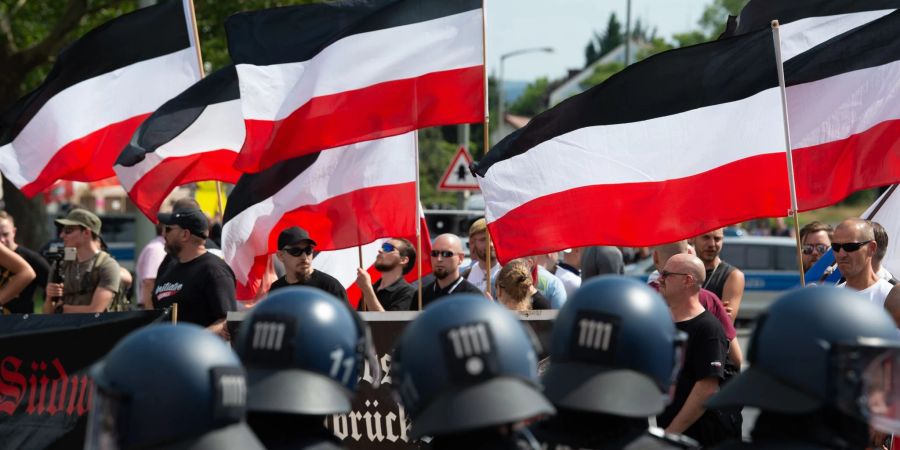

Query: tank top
[{"left": 703, "top": 261, "right": 735, "bottom": 301}]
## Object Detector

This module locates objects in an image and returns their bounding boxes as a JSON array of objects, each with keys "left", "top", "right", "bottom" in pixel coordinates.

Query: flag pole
[
  {"left": 415, "top": 129, "right": 423, "bottom": 311},
  {"left": 865, "top": 184, "right": 897, "bottom": 220},
  {"left": 771, "top": 20, "right": 805, "bottom": 287},
  {"left": 185, "top": 0, "right": 206, "bottom": 78},
  {"left": 480, "top": 0, "right": 493, "bottom": 298},
  {"left": 358, "top": 245, "right": 366, "bottom": 311}
]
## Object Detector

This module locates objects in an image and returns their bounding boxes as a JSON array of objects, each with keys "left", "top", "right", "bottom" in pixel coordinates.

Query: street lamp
[{"left": 497, "top": 47, "right": 554, "bottom": 143}]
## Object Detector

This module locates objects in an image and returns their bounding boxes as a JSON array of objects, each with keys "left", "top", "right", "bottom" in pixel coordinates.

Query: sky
[{"left": 486, "top": 0, "right": 712, "bottom": 82}]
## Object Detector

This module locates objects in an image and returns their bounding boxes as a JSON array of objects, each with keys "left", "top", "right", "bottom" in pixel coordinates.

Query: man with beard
[
  {"left": 464, "top": 218, "right": 501, "bottom": 295},
  {"left": 269, "top": 227, "right": 348, "bottom": 302},
  {"left": 152, "top": 204, "right": 237, "bottom": 335},
  {"left": 355, "top": 238, "right": 417, "bottom": 311},
  {"left": 690, "top": 228, "right": 744, "bottom": 321},
  {"left": 423, "top": 233, "right": 482, "bottom": 307}
]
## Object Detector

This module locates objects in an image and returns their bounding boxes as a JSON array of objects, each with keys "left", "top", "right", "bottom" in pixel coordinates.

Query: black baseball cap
[
  {"left": 158, "top": 207, "right": 209, "bottom": 238},
  {"left": 278, "top": 226, "right": 317, "bottom": 249}
]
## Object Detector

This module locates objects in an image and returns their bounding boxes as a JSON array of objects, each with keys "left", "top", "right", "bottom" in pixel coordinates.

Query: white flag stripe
[
  {"left": 116, "top": 99, "right": 244, "bottom": 191},
  {"left": 865, "top": 188, "right": 900, "bottom": 276},
  {"left": 313, "top": 239, "right": 385, "bottom": 289},
  {"left": 236, "top": 9, "right": 482, "bottom": 121},
  {"left": 0, "top": 48, "right": 200, "bottom": 187},
  {"left": 223, "top": 132, "right": 417, "bottom": 283},
  {"left": 779, "top": 9, "right": 894, "bottom": 61},
  {"left": 481, "top": 87, "right": 785, "bottom": 222},
  {"left": 787, "top": 59, "right": 900, "bottom": 149}
]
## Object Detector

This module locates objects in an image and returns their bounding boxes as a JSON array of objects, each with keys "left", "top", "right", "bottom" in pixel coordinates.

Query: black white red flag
[
  {"left": 781, "top": 10, "right": 900, "bottom": 211},
  {"left": 473, "top": 29, "right": 787, "bottom": 262},
  {"left": 0, "top": 1, "right": 201, "bottom": 197},
  {"left": 114, "top": 65, "right": 243, "bottom": 220},
  {"left": 222, "top": 133, "right": 419, "bottom": 300},
  {"left": 224, "top": 0, "right": 484, "bottom": 173}
]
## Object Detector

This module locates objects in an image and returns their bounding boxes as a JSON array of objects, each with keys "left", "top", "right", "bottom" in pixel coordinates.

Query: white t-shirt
[
  {"left": 853, "top": 278, "right": 894, "bottom": 309},
  {"left": 877, "top": 266, "right": 895, "bottom": 282},
  {"left": 135, "top": 236, "right": 167, "bottom": 302},
  {"left": 466, "top": 262, "right": 500, "bottom": 294},
  {"left": 554, "top": 265, "right": 581, "bottom": 298}
]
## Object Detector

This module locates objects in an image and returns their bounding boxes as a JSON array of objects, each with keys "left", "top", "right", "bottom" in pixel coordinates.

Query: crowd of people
[{"left": 0, "top": 203, "right": 898, "bottom": 448}]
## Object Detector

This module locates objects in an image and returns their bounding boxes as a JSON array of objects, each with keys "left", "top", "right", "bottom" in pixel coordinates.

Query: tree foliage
[{"left": 508, "top": 77, "right": 549, "bottom": 117}]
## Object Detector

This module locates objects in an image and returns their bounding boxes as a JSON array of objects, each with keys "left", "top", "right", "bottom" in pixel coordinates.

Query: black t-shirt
[
  {"left": 152, "top": 252, "right": 237, "bottom": 326},
  {"left": 5, "top": 246, "right": 50, "bottom": 313},
  {"left": 421, "top": 276, "right": 483, "bottom": 308},
  {"left": 657, "top": 311, "right": 728, "bottom": 445},
  {"left": 358, "top": 277, "right": 416, "bottom": 311},
  {"left": 270, "top": 270, "right": 348, "bottom": 303},
  {"left": 531, "top": 291, "right": 552, "bottom": 310}
]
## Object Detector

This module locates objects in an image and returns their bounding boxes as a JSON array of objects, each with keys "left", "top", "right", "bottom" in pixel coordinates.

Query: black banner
[
  {"left": 229, "top": 309, "right": 556, "bottom": 449},
  {"left": 0, "top": 310, "right": 168, "bottom": 450}
]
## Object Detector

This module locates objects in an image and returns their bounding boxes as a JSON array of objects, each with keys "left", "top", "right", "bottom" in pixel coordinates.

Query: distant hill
[{"left": 503, "top": 80, "right": 529, "bottom": 104}]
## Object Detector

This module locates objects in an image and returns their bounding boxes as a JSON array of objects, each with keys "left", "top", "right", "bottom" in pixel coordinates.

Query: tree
[
  {"left": 585, "top": 12, "right": 624, "bottom": 67},
  {"left": 579, "top": 62, "right": 624, "bottom": 90},
  {"left": 0, "top": 1, "right": 306, "bottom": 247},
  {"left": 698, "top": 0, "right": 750, "bottom": 38},
  {"left": 507, "top": 77, "right": 550, "bottom": 117}
]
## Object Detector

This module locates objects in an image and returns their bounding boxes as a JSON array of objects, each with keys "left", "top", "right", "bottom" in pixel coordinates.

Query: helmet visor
[
  {"left": 85, "top": 385, "right": 125, "bottom": 450},
  {"left": 863, "top": 348, "right": 900, "bottom": 433}
]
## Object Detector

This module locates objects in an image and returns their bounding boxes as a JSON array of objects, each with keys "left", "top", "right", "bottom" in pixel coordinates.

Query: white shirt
[
  {"left": 877, "top": 266, "right": 895, "bottom": 282},
  {"left": 852, "top": 278, "right": 894, "bottom": 309},
  {"left": 135, "top": 236, "right": 166, "bottom": 302},
  {"left": 554, "top": 265, "right": 581, "bottom": 298},
  {"left": 466, "top": 262, "right": 500, "bottom": 294}
]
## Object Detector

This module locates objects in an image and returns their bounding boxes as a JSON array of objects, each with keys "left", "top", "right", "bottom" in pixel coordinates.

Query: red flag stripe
[
  {"left": 125, "top": 150, "right": 242, "bottom": 220},
  {"left": 235, "top": 66, "right": 483, "bottom": 172}
]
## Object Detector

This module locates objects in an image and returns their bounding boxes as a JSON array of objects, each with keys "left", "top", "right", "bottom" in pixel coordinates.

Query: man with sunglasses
[
  {"left": 153, "top": 205, "right": 237, "bottom": 336},
  {"left": 43, "top": 208, "right": 121, "bottom": 314},
  {"left": 422, "top": 233, "right": 482, "bottom": 308},
  {"left": 355, "top": 238, "right": 417, "bottom": 311},
  {"left": 799, "top": 221, "right": 833, "bottom": 272},
  {"left": 833, "top": 219, "right": 893, "bottom": 310},
  {"left": 657, "top": 254, "right": 736, "bottom": 447},
  {"left": 270, "top": 227, "right": 348, "bottom": 302}
]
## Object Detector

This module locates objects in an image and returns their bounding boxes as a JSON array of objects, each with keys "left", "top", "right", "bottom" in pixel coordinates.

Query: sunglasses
[
  {"left": 831, "top": 241, "right": 872, "bottom": 253},
  {"left": 61, "top": 226, "right": 83, "bottom": 235},
  {"left": 801, "top": 243, "right": 829, "bottom": 255},
  {"left": 163, "top": 225, "right": 180, "bottom": 234},
  {"left": 431, "top": 250, "right": 457, "bottom": 258},
  {"left": 659, "top": 270, "right": 689, "bottom": 280},
  {"left": 380, "top": 242, "right": 397, "bottom": 253},
  {"left": 283, "top": 246, "right": 314, "bottom": 257}
]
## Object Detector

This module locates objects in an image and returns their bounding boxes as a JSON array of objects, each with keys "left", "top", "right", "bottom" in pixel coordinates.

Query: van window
[
  {"left": 775, "top": 246, "right": 797, "bottom": 271},
  {"left": 744, "top": 245, "right": 771, "bottom": 270}
]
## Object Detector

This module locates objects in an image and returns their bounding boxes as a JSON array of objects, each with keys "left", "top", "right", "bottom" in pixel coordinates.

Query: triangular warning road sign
[{"left": 438, "top": 147, "right": 480, "bottom": 191}]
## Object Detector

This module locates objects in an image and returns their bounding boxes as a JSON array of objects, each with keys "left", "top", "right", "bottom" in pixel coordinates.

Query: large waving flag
[
  {"left": 0, "top": 0, "right": 201, "bottom": 196},
  {"left": 724, "top": 0, "right": 898, "bottom": 43},
  {"left": 473, "top": 29, "right": 787, "bottom": 262},
  {"left": 222, "top": 133, "right": 419, "bottom": 300},
  {"left": 115, "top": 65, "right": 243, "bottom": 220},
  {"left": 782, "top": 10, "right": 900, "bottom": 211},
  {"left": 224, "top": 0, "right": 484, "bottom": 173}
]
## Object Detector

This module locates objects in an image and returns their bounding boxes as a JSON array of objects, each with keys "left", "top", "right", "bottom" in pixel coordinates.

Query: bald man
[
  {"left": 834, "top": 218, "right": 893, "bottom": 309},
  {"left": 652, "top": 241, "right": 742, "bottom": 369},
  {"left": 657, "top": 254, "right": 735, "bottom": 447},
  {"left": 421, "top": 234, "right": 483, "bottom": 308}
]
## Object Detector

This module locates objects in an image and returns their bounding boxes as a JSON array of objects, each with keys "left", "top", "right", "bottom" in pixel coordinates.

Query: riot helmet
[
  {"left": 542, "top": 276, "right": 686, "bottom": 417},
  {"left": 708, "top": 286, "right": 900, "bottom": 434},
  {"left": 87, "top": 324, "right": 263, "bottom": 450},
  {"left": 233, "top": 286, "right": 379, "bottom": 416},
  {"left": 390, "top": 294, "right": 555, "bottom": 438}
]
